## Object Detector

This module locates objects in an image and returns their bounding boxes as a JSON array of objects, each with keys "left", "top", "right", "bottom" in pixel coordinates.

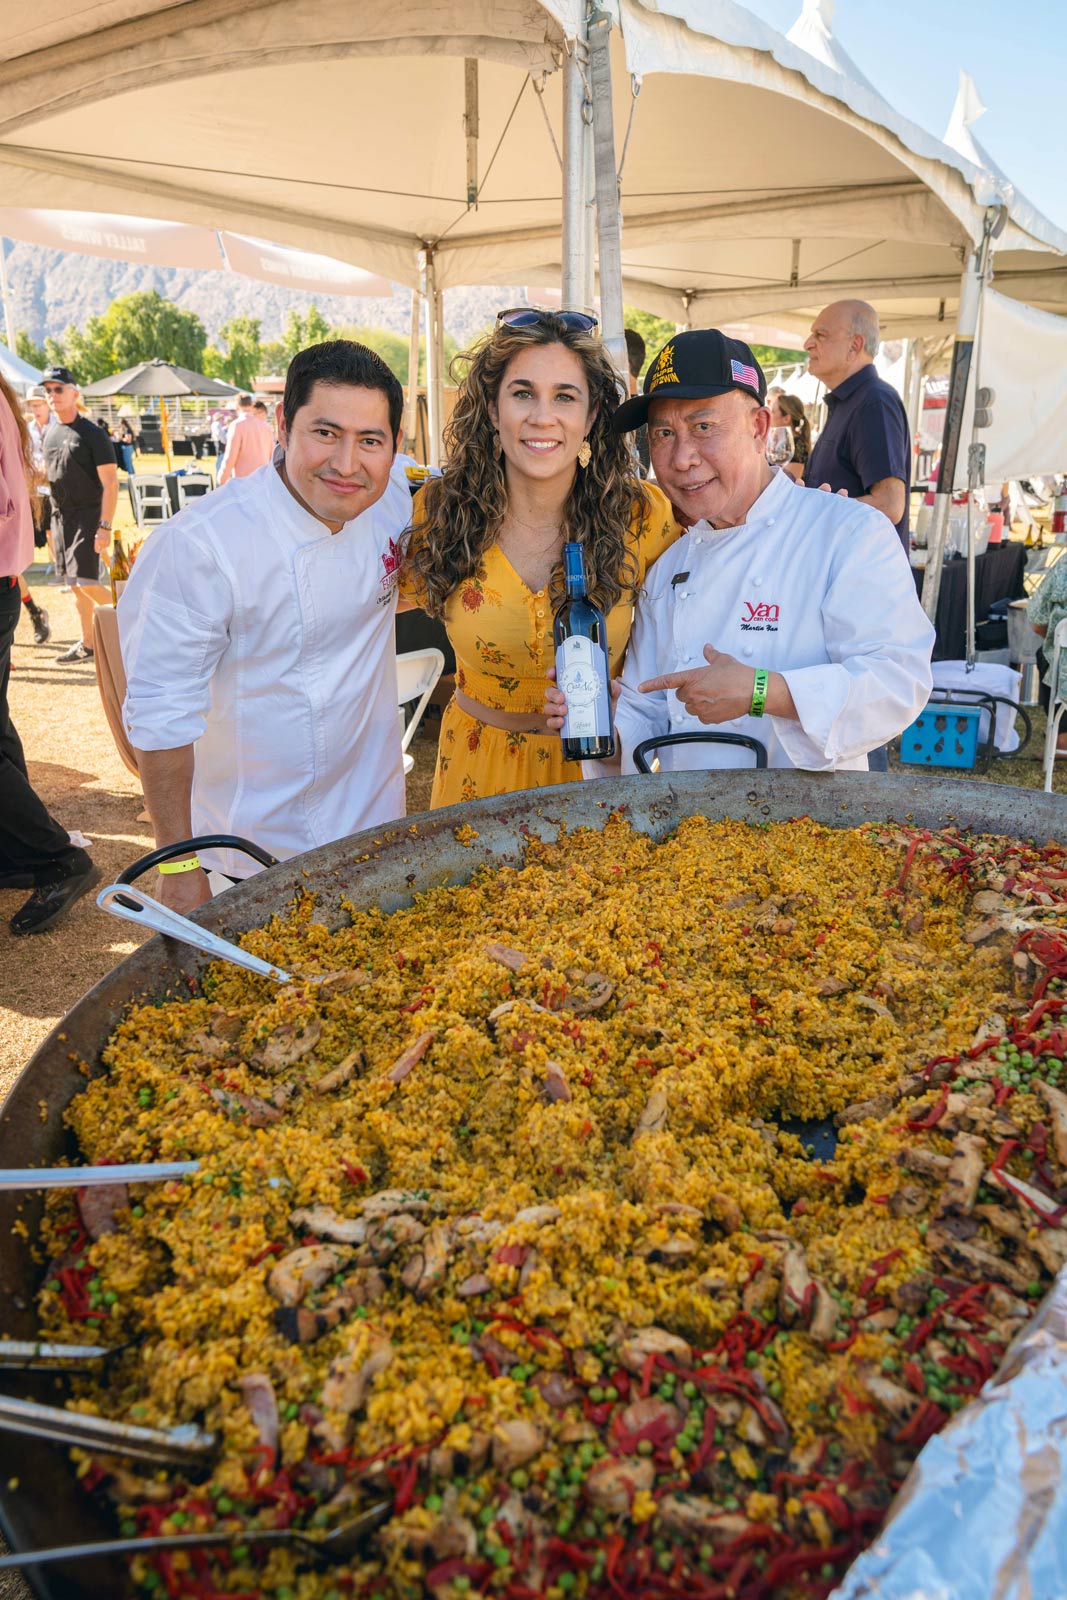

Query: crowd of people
[{"left": 3, "top": 291, "right": 1055, "bottom": 939}]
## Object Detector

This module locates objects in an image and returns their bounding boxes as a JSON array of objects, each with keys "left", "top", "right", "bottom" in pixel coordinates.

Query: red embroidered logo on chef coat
[
  {"left": 378, "top": 538, "right": 401, "bottom": 605},
  {"left": 740, "top": 600, "right": 780, "bottom": 632}
]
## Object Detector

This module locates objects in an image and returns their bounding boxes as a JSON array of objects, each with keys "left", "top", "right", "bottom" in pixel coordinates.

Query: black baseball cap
[
  {"left": 42, "top": 364, "right": 77, "bottom": 386},
  {"left": 613, "top": 329, "right": 766, "bottom": 432}
]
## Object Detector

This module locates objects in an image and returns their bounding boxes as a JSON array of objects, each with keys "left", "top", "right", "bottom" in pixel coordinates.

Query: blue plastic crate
[{"left": 899, "top": 704, "right": 983, "bottom": 768}]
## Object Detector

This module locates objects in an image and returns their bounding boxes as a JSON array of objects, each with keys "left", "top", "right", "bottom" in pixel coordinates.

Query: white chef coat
[
  {"left": 616, "top": 468, "right": 934, "bottom": 773},
  {"left": 119, "top": 459, "right": 411, "bottom": 878}
]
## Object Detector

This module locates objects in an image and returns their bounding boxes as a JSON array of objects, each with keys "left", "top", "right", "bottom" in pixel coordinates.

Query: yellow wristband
[{"left": 157, "top": 856, "right": 202, "bottom": 875}]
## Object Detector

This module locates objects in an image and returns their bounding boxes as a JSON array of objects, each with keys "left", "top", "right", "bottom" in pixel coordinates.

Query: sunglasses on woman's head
[{"left": 495, "top": 308, "right": 599, "bottom": 334}]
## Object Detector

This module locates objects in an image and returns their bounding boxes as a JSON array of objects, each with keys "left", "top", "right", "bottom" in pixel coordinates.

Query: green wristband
[{"left": 750, "top": 669, "right": 769, "bottom": 718}]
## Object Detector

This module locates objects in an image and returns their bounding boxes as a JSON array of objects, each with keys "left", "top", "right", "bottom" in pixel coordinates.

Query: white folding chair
[
  {"left": 1042, "top": 616, "right": 1067, "bottom": 792},
  {"left": 175, "top": 473, "right": 213, "bottom": 509},
  {"left": 130, "top": 475, "right": 171, "bottom": 527},
  {"left": 396, "top": 648, "right": 444, "bottom": 777}
]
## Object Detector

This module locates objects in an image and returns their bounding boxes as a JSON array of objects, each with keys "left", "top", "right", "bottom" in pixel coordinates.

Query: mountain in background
[{"left": 2, "top": 238, "right": 516, "bottom": 349}]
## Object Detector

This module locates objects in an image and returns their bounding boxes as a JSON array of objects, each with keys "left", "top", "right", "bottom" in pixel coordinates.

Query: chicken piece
[
  {"left": 359, "top": 1189, "right": 434, "bottom": 1218},
  {"left": 320, "top": 1337, "right": 393, "bottom": 1421},
  {"left": 889, "top": 1183, "right": 930, "bottom": 1218},
  {"left": 618, "top": 1396, "right": 682, "bottom": 1437},
  {"left": 936, "top": 1133, "right": 986, "bottom": 1217},
  {"left": 237, "top": 1372, "right": 279, "bottom": 1458},
  {"left": 724, "top": 893, "right": 758, "bottom": 910},
  {"left": 815, "top": 977, "right": 850, "bottom": 997},
  {"left": 312, "top": 1047, "right": 365, "bottom": 1094},
  {"left": 777, "top": 1247, "right": 813, "bottom": 1327},
  {"left": 855, "top": 994, "right": 893, "bottom": 1020},
  {"left": 1031, "top": 1229, "right": 1067, "bottom": 1276},
  {"left": 905, "top": 911, "right": 924, "bottom": 935},
  {"left": 656, "top": 1497, "right": 750, "bottom": 1542},
  {"left": 653, "top": 1202, "right": 704, "bottom": 1223},
  {"left": 270, "top": 1080, "right": 299, "bottom": 1109},
  {"left": 861, "top": 1370, "right": 920, "bottom": 1423},
  {"left": 429, "top": 1431, "right": 492, "bottom": 1480},
  {"left": 633, "top": 1080, "right": 669, "bottom": 1140},
  {"left": 457, "top": 1273, "right": 493, "bottom": 1298},
  {"left": 268, "top": 1243, "right": 353, "bottom": 1306},
  {"left": 927, "top": 1224, "right": 1034, "bottom": 1293},
  {"left": 1035, "top": 1080, "right": 1067, "bottom": 1169},
  {"left": 488, "top": 998, "right": 550, "bottom": 1026},
  {"left": 584, "top": 1457, "right": 655, "bottom": 1514},
  {"left": 564, "top": 972, "right": 615, "bottom": 1016},
  {"left": 987, "top": 1285, "right": 1031, "bottom": 1320},
  {"left": 387, "top": 1029, "right": 436, "bottom": 1086},
  {"left": 102, "top": 1462, "right": 175, "bottom": 1504},
  {"left": 742, "top": 1258, "right": 779, "bottom": 1317},
  {"left": 187, "top": 1007, "right": 247, "bottom": 1058},
  {"left": 898, "top": 1148, "right": 951, "bottom": 1182},
  {"left": 513, "top": 1205, "right": 562, "bottom": 1227},
  {"left": 808, "top": 1281, "right": 839, "bottom": 1345},
  {"left": 859, "top": 1308, "right": 900, "bottom": 1333},
  {"left": 707, "top": 1193, "right": 743, "bottom": 1234},
  {"left": 400, "top": 1222, "right": 455, "bottom": 1300},
  {"left": 835, "top": 1094, "right": 893, "bottom": 1128},
  {"left": 255, "top": 1014, "right": 322, "bottom": 1074},
  {"left": 491, "top": 1419, "right": 544, "bottom": 1475},
  {"left": 636, "top": 1233, "right": 698, "bottom": 1265},
  {"left": 290, "top": 1205, "right": 369, "bottom": 1244},
  {"left": 475, "top": 1333, "right": 519, "bottom": 1374},
  {"left": 357, "top": 1212, "right": 426, "bottom": 1267},
  {"left": 531, "top": 1371, "right": 582, "bottom": 1408},
  {"left": 76, "top": 1182, "right": 129, "bottom": 1240},
  {"left": 485, "top": 942, "right": 530, "bottom": 972},
  {"left": 972, "top": 890, "right": 1013, "bottom": 915},
  {"left": 315, "top": 969, "right": 373, "bottom": 996},
  {"left": 973, "top": 1203, "right": 1029, "bottom": 1245},
  {"left": 275, "top": 1268, "right": 386, "bottom": 1344},
  {"left": 617, "top": 1327, "right": 693, "bottom": 1374},
  {"left": 539, "top": 1061, "right": 572, "bottom": 1104},
  {"left": 208, "top": 1086, "right": 282, "bottom": 1128}
]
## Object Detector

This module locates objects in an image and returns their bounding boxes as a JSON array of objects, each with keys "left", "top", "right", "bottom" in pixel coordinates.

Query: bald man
[{"left": 803, "top": 299, "right": 911, "bottom": 552}]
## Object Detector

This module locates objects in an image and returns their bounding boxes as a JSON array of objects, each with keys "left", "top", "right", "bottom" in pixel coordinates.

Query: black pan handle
[
  {"left": 632, "top": 732, "right": 769, "bottom": 774},
  {"left": 118, "top": 835, "right": 278, "bottom": 885}
]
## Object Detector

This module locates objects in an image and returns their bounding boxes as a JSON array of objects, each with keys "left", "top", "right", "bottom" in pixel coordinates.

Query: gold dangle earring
[{"left": 578, "top": 438, "right": 592, "bottom": 469}]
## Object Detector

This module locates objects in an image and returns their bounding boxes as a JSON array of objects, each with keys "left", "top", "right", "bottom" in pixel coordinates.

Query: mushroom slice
[
  {"left": 564, "top": 972, "right": 615, "bottom": 1015},
  {"left": 634, "top": 1080, "right": 669, "bottom": 1140},
  {"left": 485, "top": 942, "right": 530, "bottom": 972}
]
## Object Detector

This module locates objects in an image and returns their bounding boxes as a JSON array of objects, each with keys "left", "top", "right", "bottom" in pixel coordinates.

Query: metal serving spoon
[
  {"left": 0, "top": 1341, "right": 120, "bottom": 1371},
  {"left": 96, "top": 884, "right": 295, "bottom": 983},
  {"left": 0, "top": 1396, "right": 216, "bottom": 1467},
  {"left": 0, "top": 1161, "right": 200, "bottom": 1192},
  {"left": 0, "top": 1500, "right": 392, "bottom": 1570}
]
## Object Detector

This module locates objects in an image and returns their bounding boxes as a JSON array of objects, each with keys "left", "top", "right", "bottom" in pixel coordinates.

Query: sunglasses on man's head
[{"left": 496, "top": 307, "right": 599, "bottom": 334}]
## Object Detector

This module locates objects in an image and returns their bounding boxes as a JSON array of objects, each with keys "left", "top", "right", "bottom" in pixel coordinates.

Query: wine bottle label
[{"left": 557, "top": 635, "right": 610, "bottom": 740}]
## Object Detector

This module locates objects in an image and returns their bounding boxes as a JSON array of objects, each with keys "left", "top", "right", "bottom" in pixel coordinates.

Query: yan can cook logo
[{"left": 740, "top": 599, "right": 780, "bottom": 632}]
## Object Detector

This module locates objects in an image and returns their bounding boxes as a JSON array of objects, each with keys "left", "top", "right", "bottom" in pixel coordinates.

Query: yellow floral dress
[{"left": 403, "top": 485, "right": 679, "bottom": 807}]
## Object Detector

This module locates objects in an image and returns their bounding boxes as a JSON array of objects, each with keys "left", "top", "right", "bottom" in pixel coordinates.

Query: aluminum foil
[{"left": 832, "top": 1265, "right": 1067, "bottom": 1600}]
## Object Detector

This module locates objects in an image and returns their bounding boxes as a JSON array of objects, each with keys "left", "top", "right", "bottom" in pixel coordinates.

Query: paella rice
[{"left": 19, "top": 814, "right": 1067, "bottom": 1599}]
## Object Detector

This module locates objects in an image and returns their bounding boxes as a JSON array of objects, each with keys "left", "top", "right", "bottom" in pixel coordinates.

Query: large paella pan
[{"left": 2, "top": 770, "right": 1066, "bottom": 1599}]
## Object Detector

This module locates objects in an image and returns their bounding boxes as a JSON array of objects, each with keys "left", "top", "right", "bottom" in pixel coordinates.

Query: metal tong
[
  {"left": 97, "top": 883, "right": 294, "bottom": 983},
  {"left": 0, "top": 1160, "right": 199, "bottom": 1192},
  {"left": 0, "top": 1341, "right": 118, "bottom": 1371},
  {"left": 0, "top": 1500, "right": 391, "bottom": 1570},
  {"left": 0, "top": 1395, "right": 216, "bottom": 1467}
]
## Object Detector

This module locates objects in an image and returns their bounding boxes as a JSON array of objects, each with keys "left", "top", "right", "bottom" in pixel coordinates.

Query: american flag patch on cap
[{"left": 731, "top": 358, "right": 760, "bottom": 389}]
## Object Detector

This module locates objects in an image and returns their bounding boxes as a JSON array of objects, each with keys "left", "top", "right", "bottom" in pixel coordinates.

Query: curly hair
[{"left": 403, "top": 315, "right": 648, "bottom": 618}]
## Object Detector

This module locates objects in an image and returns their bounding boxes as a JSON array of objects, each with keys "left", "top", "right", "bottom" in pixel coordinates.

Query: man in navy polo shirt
[{"left": 803, "top": 300, "right": 911, "bottom": 553}]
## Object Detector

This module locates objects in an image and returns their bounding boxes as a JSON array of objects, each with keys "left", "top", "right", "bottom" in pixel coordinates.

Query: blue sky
[{"left": 747, "top": 0, "right": 1067, "bottom": 229}]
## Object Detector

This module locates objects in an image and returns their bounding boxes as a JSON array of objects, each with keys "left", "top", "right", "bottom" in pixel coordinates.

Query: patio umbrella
[{"left": 82, "top": 359, "right": 239, "bottom": 466}]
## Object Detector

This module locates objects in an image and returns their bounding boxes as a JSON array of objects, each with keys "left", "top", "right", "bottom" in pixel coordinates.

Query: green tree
[
  {"left": 281, "top": 305, "right": 332, "bottom": 363},
  {"left": 102, "top": 290, "right": 207, "bottom": 373},
  {"left": 217, "top": 315, "right": 262, "bottom": 389},
  {"left": 622, "top": 305, "right": 676, "bottom": 376},
  {"left": 751, "top": 343, "right": 806, "bottom": 370},
  {"left": 60, "top": 316, "right": 114, "bottom": 383},
  {"left": 201, "top": 346, "right": 227, "bottom": 380},
  {"left": 14, "top": 329, "right": 48, "bottom": 369},
  {"left": 259, "top": 339, "right": 288, "bottom": 375}
]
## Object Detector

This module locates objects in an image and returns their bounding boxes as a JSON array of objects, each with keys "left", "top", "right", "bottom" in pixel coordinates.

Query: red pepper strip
[
  {"left": 991, "top": 1078, "right": 1014, "bottom": 1106},
  {"left": 802, "top": 1486, "right": 853, "bottom": 1529},
  {"left": 247, "top": 1242, "right": 282, "bottom": 1267},
  {"left": 896, "top": 834, "right": 925, "bottom": 890},
  {"left": 824, "top": 1323, "right": 858, "bottom": 1353},
  {"left": 857, "top": 1248, "right": 904, "bottom": 1299},
  {"left": 902, "top": 1359, "right": 926, "bottom": 1394},
  {"left": 762, "top": 1539, "right": 857, "bottom": 1587},
  {"left": 157, "top": 1552, "right": 182, "bottom": 1600},
  {"left": 895, "top": 1397, "right": 945, "bottom": 1446},
  {"left": 341, "top": 1160, "right": 368, "bottom": 1185},
  {"left": 840, "top": 1387, "right": 876, "bottom": 1416},
  {"left": 962, "top": 1333, "right": 999, "bottom": 1377},
  {"left": 389, "top": 1450, "right": 421, "bottom": 1513},
  {"left": 992, "top": 1165, "right": 1067, "bottom": 1225},
  {"left": 426, "top": 1559, "right": 493, "bottom": 1589},
  {"left": 907, "top": 1083, "right": 950, "bottom": 1129}
]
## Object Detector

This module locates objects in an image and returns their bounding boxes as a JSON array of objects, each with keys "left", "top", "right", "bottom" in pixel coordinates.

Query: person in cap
[
  {"left": 546, "top": 330, "right": 933, "bottom": 773},
  {"left": 40, "top": 364, "right": 118, "bottom": 662}
]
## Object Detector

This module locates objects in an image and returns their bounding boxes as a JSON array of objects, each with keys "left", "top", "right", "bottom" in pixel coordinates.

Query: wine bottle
[
  {"left": 109, "top": 535, "right": 130, "bottom": 605},
  {"left": 553, "top": 541, "right": 614, "bottom": 762}
]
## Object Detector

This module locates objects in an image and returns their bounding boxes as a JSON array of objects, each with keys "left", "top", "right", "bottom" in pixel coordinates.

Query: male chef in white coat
[
  {"left": 549, "top": 329, "right": 933, "bottom": 770},
  {"left": 119, "top": 340, "right": 411, "bottom": 912}
]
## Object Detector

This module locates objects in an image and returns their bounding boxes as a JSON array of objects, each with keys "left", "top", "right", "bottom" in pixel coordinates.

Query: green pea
[
  {"left": 119, "top": 1518, "right": 137, "bottom": 1537},
  {"left": 636, "top": 1439, "right": 654, "bottom": 1456},
  {"left": 523, "top": 1386, "right": 538, "bottom": 1404},
  {"left": 744, "top": 1351, "right": 759, "bottom": 1368},
  {"left": 453, "top": 1579, "right": 472, "bottom": 1594},
  {"left": 424, "top": 1492, "right": 443, "bottom": 1512},
  {"left": 510, "top": 1470, "right": 529, "bottom": 1491},
  {"left": 589, "top": 1386, "right": 604, "bottom": 1403},
  {"left": 104, "top": 1290, "right": 118, "bottom": 1306},
  {"left": 47, "top": 1279, "right": 61, "bottom": 1293},
  {"left": 683, "top": 1381, "right": 698, "bottom": 1399},
  {"left": 603, "top": 1385, "right": 618, "bottom": 1401},
  {"left": 478, "top": 1506, "right": 495, "bottom": 1526},
  {"left": 821, "top": 1564, "right": 835, "bottom": 1580},
  {"left": 768, "top": 1380, "right": 783, "bottom": 1400},
  {"left": 131, "top": 1205, "right": 145, "bottom": 1219},
  {"left": 658, "top": 1552, "right": 674, "bottom": 1573},
  {"left": 558, "top": 1575, "right": 576, "bottom": 1593}
]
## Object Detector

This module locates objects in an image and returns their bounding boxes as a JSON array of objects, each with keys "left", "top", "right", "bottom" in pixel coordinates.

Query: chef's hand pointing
[{"left": 639, "top": 644, "right": 756, "bottom": 724}]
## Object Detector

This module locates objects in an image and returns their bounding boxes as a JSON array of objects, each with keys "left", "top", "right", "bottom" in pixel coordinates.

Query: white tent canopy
[
  {"left": 0, "top": 337, "right": 41, "bottom": 392},
  {"left": 0, "top": 0, "right": 1063, "bottom": 326}
]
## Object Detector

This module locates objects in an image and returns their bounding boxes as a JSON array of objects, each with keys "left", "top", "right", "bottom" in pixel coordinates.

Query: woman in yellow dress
[{"left": 401, "top": 309, "right": 678, "bottom": 807}]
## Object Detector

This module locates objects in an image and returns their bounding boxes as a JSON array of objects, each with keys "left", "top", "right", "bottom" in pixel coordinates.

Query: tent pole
[
  {"left": 422, "top": 249, "right": 445, "bottom": 468},
  {"left": 588, "top": 9, "right": 626, "bottom": 378},
  {"left": 0, "top": 238, "right": 17, "bottom": 352},
  {"left": 561, "top": 25, "right": 590, "bottom": 308},
  {"left": 403, "top": 286, "right": 421, "bottom": 456},
  {"left": 921, "top": 207, "right": 1002, "bottom": 625}
]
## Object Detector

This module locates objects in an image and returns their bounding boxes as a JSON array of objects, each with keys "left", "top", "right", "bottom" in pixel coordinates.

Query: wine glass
[{"left": 767, "top": 426, "right": 794, "bottom": 468}]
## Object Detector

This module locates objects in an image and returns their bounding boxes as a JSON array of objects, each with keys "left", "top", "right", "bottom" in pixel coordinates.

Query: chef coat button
[
  {"left": 767, "top": 519, "right": 775, "bottom": 528},
  {"left": 742, "top": 646, "right": 754, "bottom": 658},
  {"left": 752, "top": 576, "right": 762, "bottom": 587},
  {"left": 679, "top": 590, "right": 689, "bottom": 600}
]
